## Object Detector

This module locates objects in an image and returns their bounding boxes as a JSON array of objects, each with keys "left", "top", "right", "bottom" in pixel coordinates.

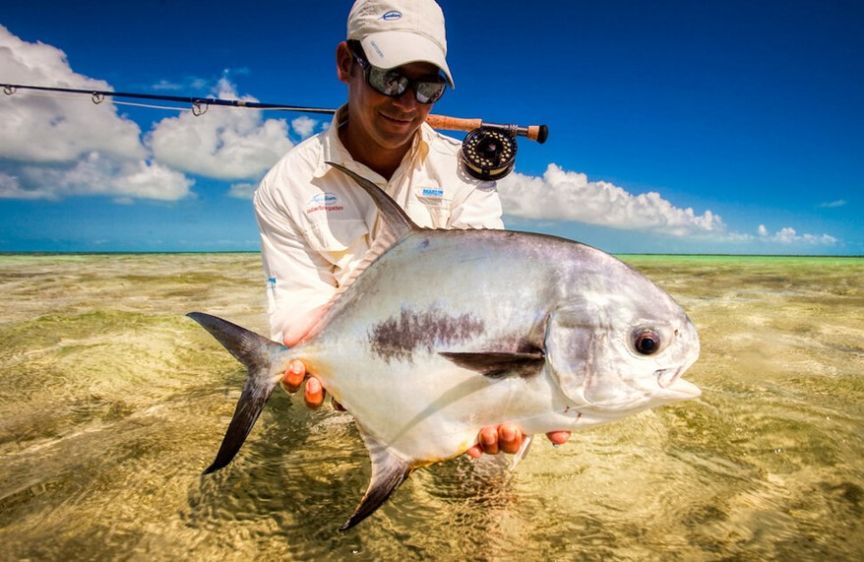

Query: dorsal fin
[
  {"left": 326, "top": 162, "right": 418, "bottom": 243},
  {"left": 317, "top": 162, "right": 423, "bottom": 309}
]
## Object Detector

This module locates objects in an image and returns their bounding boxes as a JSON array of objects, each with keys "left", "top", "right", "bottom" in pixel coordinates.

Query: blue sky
[{"left": 1, "top": 0, "right": 861, "bottom": 254}]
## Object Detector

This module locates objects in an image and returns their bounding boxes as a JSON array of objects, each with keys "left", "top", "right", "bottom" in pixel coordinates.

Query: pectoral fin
[
  {"left": 439, "top": 351, "right": 545, "bottom": 379},
  {"left": 340, "top": 426, "right": 412, "bottom": 531}
]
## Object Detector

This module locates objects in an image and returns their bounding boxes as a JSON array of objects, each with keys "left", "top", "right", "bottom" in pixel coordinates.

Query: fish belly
[{"left": 313, "top": 350, "right": 571, "bottom": 464}]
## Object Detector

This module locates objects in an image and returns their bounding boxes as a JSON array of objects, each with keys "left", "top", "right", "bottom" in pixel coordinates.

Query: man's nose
[{"left": 391, "top": 88, "right": 418, "bottom": 111}]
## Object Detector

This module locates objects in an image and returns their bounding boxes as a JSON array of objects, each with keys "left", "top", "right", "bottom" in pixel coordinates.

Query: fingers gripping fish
[{"left": 188, "top": 163, "right": 701, "bottom": 531}]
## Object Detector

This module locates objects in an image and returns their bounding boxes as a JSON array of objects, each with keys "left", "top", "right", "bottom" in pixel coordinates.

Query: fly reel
[{"left": 460, "top": 126, "right": 518, "bottom": 181}]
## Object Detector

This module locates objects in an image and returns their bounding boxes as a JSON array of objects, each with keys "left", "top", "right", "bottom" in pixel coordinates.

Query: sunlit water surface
[{"left": 1, "top": 253, "right": 862, "bottom": 560}]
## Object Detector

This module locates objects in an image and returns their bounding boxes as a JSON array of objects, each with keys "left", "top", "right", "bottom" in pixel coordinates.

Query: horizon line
[{"left": 1, "top": 251, "right": 861, "bottom": 259}]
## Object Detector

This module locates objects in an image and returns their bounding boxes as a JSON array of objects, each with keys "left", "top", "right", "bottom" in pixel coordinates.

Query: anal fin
[{"left": 340, "top": 426, "right": 412, "bottom": 531}]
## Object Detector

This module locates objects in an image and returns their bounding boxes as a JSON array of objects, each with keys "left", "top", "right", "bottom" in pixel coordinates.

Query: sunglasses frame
[{"left": 347, "top": 41, "right": 447, "bottom": 105}]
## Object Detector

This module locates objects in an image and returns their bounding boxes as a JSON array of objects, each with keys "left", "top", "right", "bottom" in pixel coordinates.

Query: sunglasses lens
[
  {"left": 416, "top": 81, "right": 445, "bottom": 104},
  {"left": 369, "top": 68, "right": 408, "bottom": 97},
  {"left": 366, "top": 65, "right": 446, "bottom": 104}
]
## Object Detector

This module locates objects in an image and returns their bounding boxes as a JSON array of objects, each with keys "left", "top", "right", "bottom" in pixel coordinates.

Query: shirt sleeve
[
  {"left": 446, "top": 181, "right": 505, "bottom": 230},
  {"left": 253, "top": 180, "right": 337, "bottom": 343}
]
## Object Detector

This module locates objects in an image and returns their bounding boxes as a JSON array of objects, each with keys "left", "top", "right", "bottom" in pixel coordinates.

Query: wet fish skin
[{"left": 190, "top": 163, "right": 701, "bottom": 530}]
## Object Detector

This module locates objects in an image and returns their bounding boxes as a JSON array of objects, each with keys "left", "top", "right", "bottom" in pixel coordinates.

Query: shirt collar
[{"left": 315, "top": 105, "right": 351, "bottom": 178}]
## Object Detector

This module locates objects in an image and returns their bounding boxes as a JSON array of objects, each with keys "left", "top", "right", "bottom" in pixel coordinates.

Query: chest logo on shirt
[
  {"left": 420, "top": 187, "right": 445, "bottom": 199},
  {"left": 306, "top": 192, "right": 344, "bottom": 214},
  {"left": 416, "top": 186, "right": 447, "bottom": 209}
]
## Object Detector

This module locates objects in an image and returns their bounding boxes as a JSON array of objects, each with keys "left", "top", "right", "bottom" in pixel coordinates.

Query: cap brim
[{"left": 360, "top": 32, "right": 454, "bottom": 88}]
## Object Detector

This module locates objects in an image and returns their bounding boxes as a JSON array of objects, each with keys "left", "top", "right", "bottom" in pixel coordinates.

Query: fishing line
[
  {"left": 2, "top": 82, "right": 549, "bottom": 180},
  {"left": 112, "top": 100, "right": 188, "bottom": 111}
]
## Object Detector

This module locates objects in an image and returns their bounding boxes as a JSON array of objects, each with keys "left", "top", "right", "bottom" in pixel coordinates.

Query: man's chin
[{"left": 372, "top": 128, "right": 417, "bottom": 150}]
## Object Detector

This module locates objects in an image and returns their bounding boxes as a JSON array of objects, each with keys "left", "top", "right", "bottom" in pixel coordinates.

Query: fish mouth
[
  {"left": 655, "top": 366, "right": 701, "bottom": 399},
  {"left": 656, "top": 366, "right": 682, "bottom": 388}
]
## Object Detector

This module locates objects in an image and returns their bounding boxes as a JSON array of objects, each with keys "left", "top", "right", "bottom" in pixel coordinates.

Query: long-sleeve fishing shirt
[{"left": 253, "top": 107, "right": 504, "bottom": 343}]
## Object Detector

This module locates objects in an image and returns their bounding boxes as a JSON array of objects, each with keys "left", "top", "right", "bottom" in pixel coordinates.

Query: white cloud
[
  {"left": 0, "top": 27, "right": 281, "bottom": 201},
  {"left": 228, "top": 182, "right": 256, "bottom": 199},
  {"left": 3, "top": 152, "right": 192, "bottom": 201},
  {"left": 110, "top": 159, "right": 193, "bottom": 201},
  {"left": 818, "top": 199, "right": 846, "bottom": 209},
  {"left": 501, "top": 164, "right": 838, "bottom": 247},
  {"left": 0, "top": 25, "right": 193, "bottom": 201},
  {"left": 147, "top": 79, "right": 294, "bottom": 180},
  {"left": 500, "top": 164, "right": 724, "bottom": 237},
  {"left": 291, "top": 116, "right": 318, "bottom": 139},
  {"left": 0, "top": 170, "right": 37, "bottom": 199},
  {"left": 150, "top": 79, "right": 183, "bottom": 91},
  {"left": 756, "top": 225, "right": 837, "bottom": 245},
  {"left": 151, "top": 76, "right": 209, "bottom": 92},
  {"left": 0, "top": 25, "right": 145, "bottom": 163}
]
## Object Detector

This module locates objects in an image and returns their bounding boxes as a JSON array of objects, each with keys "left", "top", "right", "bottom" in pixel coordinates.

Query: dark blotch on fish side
[{"left": 368, "top": 307, "right": 485, "bottom": 362}]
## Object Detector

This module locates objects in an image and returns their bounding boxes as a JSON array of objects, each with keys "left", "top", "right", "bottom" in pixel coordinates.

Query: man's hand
[
  {"left": 280, "top": 306, "right": 329, "bottom": 409},
  {"left": 465, "top": 425, "right": 571, "bottom": 458},
  {"left": 281, "top": 360, "right": 326, "bottom": 409}
]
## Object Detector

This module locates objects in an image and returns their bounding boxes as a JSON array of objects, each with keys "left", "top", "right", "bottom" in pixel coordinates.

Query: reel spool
[{"left": 460, "top": 126, "right": 518, "bottom": 181}]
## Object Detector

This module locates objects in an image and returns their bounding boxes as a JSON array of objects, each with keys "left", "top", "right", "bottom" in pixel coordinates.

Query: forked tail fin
[{"left": 187, "top": 312, "right": 286, "bottom": 473}]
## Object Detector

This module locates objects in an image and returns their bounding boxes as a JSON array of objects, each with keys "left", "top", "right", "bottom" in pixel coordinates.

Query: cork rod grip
[
  {"left": 426, "top": 114, "right": 549, "bottom": 144},
  {"left": 425, "top": 114, "right": 482, "bottom": 132}
]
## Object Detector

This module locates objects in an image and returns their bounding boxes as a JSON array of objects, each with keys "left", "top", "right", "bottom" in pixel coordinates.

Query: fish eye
[{"left": 633, "top": 329, "right": 661, "bottom": 355}]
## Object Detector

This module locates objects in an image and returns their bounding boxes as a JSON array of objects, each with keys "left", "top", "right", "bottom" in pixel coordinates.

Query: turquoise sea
[{"left": 1, "top": 253, "right": 862, "bottom": 560}]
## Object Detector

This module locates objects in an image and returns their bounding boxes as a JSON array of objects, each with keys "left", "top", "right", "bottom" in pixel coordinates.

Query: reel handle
[
  {"left": 426, "top": 114, "right": 548, "bottom": 144},
  {"left": 526, "top": 125, "right": 549, "bottom": 144}
]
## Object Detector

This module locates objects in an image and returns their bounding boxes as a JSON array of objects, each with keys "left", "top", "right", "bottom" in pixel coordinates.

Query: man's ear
[{"left": 336, "top": 41, "right": 354, "bottom": 84}]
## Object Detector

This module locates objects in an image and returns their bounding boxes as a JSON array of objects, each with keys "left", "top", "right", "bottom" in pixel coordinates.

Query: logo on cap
[{"left": 381, "top": 10, "right": 402, "bottom": 21}]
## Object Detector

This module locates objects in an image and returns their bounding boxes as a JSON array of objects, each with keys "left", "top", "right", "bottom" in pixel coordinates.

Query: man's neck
[{"left": 338, "top": 122, "right": 412, "bottom": 182}]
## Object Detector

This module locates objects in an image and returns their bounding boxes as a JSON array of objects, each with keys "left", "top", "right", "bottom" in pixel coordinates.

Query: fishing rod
[{"left": 2, "top": 82, "right": 549, "bottom": 180}]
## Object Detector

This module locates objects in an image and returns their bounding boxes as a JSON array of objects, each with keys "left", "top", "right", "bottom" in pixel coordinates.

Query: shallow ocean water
[{"left": 0, "top": 253, "right": 862, "bottom": 560}]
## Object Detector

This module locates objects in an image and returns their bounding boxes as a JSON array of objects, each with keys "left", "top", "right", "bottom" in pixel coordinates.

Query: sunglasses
[{"left": 348, "top": 41, "right": 447, "bottom": 105}]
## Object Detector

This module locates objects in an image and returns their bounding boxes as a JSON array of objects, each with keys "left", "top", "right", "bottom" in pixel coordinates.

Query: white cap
[{"left": 347, "top": 0, "right": 454, "bottom": 88}]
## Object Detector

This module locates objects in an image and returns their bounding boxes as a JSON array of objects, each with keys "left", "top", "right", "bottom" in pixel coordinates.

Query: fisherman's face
[{"left": 346, "top": 57, "right": 438, "bottom": 152}]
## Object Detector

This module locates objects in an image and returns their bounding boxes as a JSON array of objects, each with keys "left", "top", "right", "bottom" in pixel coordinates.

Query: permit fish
[{"left": 189, "top": 162, "right": 701, "bottom": 530}]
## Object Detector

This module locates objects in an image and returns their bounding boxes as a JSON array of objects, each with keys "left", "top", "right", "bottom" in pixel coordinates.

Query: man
[{"left": 253, "top": 0, "right": 569, "bottom": 458}]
